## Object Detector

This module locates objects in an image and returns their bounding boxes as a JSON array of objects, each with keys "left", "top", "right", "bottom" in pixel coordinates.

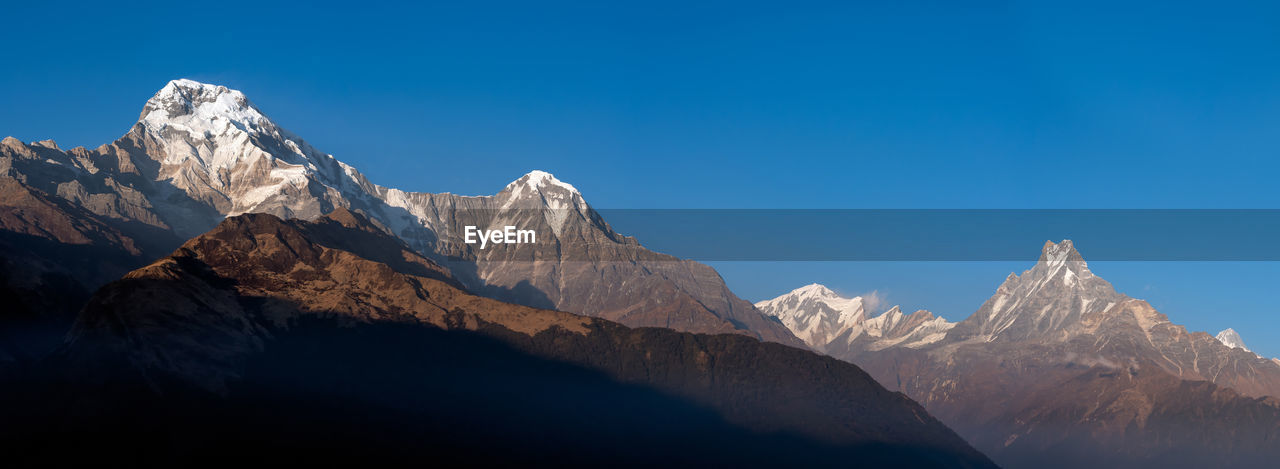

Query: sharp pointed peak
[
  {"left": 1041, "top": 239, "right": 1077, "bottom": 255},
  {"left": 505, "top": 170, "right": 580, "bottom": 194},
  {"left": 1216, "top": 328, "right": 1251, "bottom": 352},
  {"left": 1038, "top": 239, "right": 1087, "bottom": 265}
]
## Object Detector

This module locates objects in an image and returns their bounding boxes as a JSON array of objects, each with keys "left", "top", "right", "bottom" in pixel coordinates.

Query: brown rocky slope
[
  {"left": 0, "top": 177, "right": 149, "bottom": 361},
  {"left": 2, "top": 209, "right": 994, "bottom": 467}
]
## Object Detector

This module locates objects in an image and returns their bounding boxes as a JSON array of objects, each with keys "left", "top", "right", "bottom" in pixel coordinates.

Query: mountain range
[
  {"left": 7, "top": 78, "right": 1280, "bottom": 467},
  {"left": 762, "top": 240, "right": 1280, "bottom": 468},
  {"left": 0, "top": 80, "right": 993, "bottom": 466},
  {"left": 2, "top": 209, "right": 992, "bottom": 466},
  {"left": 0, "top": 79, "right": 799, "bottom": 356},
  {"left": 755, "top": 284, "right": 956, "bottom": 354}
]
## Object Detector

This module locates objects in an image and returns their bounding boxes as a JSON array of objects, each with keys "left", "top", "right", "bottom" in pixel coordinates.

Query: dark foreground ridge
[{"left": 0, "top": 209, "right": 995, "bottom": 467}]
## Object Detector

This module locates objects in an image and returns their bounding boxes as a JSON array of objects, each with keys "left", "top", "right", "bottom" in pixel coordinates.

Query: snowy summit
[{"left": 1216, "top": 328, "right": 1251, "bottom": 352}]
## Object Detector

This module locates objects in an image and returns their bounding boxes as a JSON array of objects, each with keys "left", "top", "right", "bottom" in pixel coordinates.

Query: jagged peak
[
  {"left": 759, "top": 284, "right": 866, "bottom": 321},
  {"left": 1029, "top": 239, "right": 1096, "bottom": 283},
  {"left": 139, "top": 79, "right": 271, "bottom": 135},
  {"left": 32, "top": 139, "right": 60, "bottom": 150},
  {"left": 1216, "top": 328, "right": 1251, "bottom": 352},
  {"left": 1039, "top": 239, "right": 1085, "bottom": 264},
  {"left": 997, "top": 272, "right": 1019, "bottom": 290},
  {"left": 150, "top": 79, "right": 246, "bottom": 105},
  {"left": 871, "top": 306, "right": 945, "bottom": 323}
]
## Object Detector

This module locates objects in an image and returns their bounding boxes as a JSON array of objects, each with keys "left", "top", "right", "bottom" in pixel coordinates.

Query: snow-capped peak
[
  {"left": 793, "top": 283, "right": 837, "bottom": 298},
  {"left": 968, "top": 239, "right": 1122, "bottom": 342},
  {"left": 1216, "top": 328, "right": 1251, "bottom": 352},
  {"left": 141, "top": 79, "right": 270, "bottom": 135},
  {"left": 121, "top": 79, "right": 363, "bottom": 225},
  {"left": 758, "top": 283, "right": 957, "bottom": 352},
  {"left": 497, "top": 170, "right": 590, "bottom": 236},
  {"left": 763, "top": 283, "right": 856, "bottom": 310},
  {"left": 505, "top": 170, "right": 580, "bottom": 195},
  {"left": 755, "top": 283, "right": 866, "bottom": 348}
]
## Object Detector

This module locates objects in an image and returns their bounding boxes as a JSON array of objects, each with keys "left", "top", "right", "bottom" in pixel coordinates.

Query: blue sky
[{"left": 3, "top": 1, "right": 1279, "bottom": 355}]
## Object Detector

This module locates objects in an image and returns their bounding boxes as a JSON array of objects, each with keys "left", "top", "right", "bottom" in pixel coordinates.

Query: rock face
[
  {"left": 756, "top": 283, "right": 955, "bottom": 354},
  {"left": 786, "top": 240, "right": 1280, "bottom": 468},
  {"left": 940, "top": 241, "right": 1280, "bottom": 400},
  {"left": 5, "top": 210, "right": 994, "bottom": 467},
  {"left": 0, "top": 178, "right": 148, "bottom": 360},
  {"left": 371, "top": 170, "right": 802, "bottom": 346},
  {"left": 0, "top": 79, "right": 800, "bottom": 347}
]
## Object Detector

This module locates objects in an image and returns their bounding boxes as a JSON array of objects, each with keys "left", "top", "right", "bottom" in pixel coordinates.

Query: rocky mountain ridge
[
  {"left": 0, "top": 79, "right": 800, "bottom": 347},
  {"left": 13, "top": 209, "right": 995, "bottom": 467},
  {"left": 756, "top": 283, "right": 955, "bottom": 354},
  {"left": 771, "top": 240, "right": 1280, "bottom": 468}
]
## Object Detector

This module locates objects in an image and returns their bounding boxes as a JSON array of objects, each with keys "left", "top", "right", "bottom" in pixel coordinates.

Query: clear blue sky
[{"left": 3, "top": 1, "right": 1279, "bottom": 355}]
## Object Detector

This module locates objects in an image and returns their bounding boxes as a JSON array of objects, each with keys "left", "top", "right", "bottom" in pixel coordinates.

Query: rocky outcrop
[{"left": 0, "top": 178, "right": 148, "bottom": 360}]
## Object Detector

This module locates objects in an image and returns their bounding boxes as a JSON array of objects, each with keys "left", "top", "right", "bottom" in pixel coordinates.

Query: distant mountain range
[
  {"left": 763, "top": 240, "right": 1280, "bottom": 468},
  {"left": 755, "top": 283, "right": 955, "bottom": 354}
]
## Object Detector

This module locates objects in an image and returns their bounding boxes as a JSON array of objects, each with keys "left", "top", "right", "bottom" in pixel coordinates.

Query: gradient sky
[{"left": 3, "top": 1, "right": 1279, "bottom": 355}]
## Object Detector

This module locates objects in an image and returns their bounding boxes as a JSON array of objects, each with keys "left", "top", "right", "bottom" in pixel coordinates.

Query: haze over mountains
[
  {"left": 7, "top": 209, "right": 991, "bottom": 466},
  {"left": 765, "top": 240, "right": 1280, "bottom": 468}
]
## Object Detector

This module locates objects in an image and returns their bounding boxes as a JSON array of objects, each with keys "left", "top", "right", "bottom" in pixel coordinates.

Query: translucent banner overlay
[{"left": 584, "top": 209, "right": 1280, "bottom": 261}]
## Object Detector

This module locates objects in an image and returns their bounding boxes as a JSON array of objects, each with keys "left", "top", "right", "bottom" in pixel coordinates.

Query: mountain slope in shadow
[
  {"left": 0, "top": 177, "right": 157, "bottom": 361},
  {"left": 2, "top": 209, "right": 995, "bottom": 467}
]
